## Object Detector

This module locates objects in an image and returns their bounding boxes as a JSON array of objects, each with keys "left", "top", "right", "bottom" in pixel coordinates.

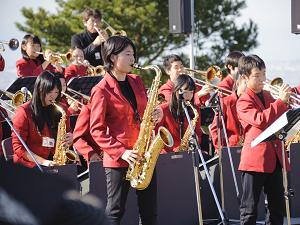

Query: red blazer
[
  {"left": 236, "top": 88, "right": 290, "bottom": 173},
  {"left": 64, "top": 64, "right": 87, "bottom": 82},
  {"left": 218, "top": 75, "right": 234, "bottom": 95},
  {"left": 0, "top": 54, "right": 5, "bottom": 71},
  {"left": 0, "top": 108, "right": 8, "bottom": 156},
  {"left": 16, "top": 58, "right": 57, "bottom": 77},
  {"left": 292, "top": 85, "right": 300, "bottom": 95},
  {"left": 157, "top": 102, "right": 202, "bottom": 153},
  {"left": 89, "top": 73, "right": 147, "bottom": 168},
  {"left": 158, "top": 79, "right": 209, "bottom": 106},
  {"left": 73, "top": 103, "right": 102, "bottom": 162},
  {"left": 210, "top": 92, "right": 242, "bottom": 152},
  {"left": 12, "top": 101, "right": 71, "bottom": 168}
]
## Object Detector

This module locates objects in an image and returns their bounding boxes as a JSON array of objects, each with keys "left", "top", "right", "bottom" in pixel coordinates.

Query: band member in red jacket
[
  {"left": 16, "top": 34, "right": 63, "bottom": 77},
  {"left": 157, "top": 74, "right": 202, "bottom": 153},
  {"left": 73, "top": 103, "right": 102, "bottom": 163},
  {"left": 12, "top": 71, "right": 73, "bottom": 168},
  {"left": 0, "top": 107, "right": 8, "bottom": 156},
  {"left": 64, "top": 48, "right": 88, "bottom": 82},
  {"left": 210, "top": 75, "right": 247, "bottom": 153},
  {"left": 236, "top": 55, "right": 290, "bottom": 225},
  {"left": 159, "top": 54, "right": 211, "bottom": 105},
  {"left": 89, "top": 36, "right": 162, "bottom": 225},
  {"left": 0, "top": 53, "right": 5, "bottom": 71},
  {"left": 218, "top": 51, "right": 244, "bottom": 95}
]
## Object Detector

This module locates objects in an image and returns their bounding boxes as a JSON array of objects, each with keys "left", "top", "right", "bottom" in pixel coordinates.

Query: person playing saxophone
[
  {"left": 12, "top": 71, "right": 73, "bottom": 168},
  {"left": 157, "top": 74, "right": 205, "bottom": 154},
  {"left": 89, "top": 36, "right": 162, "bottom": 225}
]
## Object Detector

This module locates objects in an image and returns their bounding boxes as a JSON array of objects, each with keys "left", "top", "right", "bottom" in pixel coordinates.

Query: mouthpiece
[{"left": 132, "top": 63, "right": 143, "bottom": 70}]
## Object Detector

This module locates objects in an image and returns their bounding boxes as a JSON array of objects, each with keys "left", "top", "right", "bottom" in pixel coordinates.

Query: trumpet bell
[{"left": 270, "top": 77, "right": 283, "bottom": 87}]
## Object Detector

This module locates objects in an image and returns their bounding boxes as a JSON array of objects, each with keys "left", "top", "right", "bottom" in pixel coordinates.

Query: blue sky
[{"left": 1, "top": 0, "right": 299, "bottom": 89}]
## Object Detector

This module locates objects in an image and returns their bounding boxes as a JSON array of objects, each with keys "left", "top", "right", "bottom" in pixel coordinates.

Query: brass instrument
[
  {"left": 86, "top": 65, "right": 105, "bottom": 76},
  {"left": 61, "top": 91, "right": 85, "bottom": 110},
  {"left": 185, "top": 67, "right": 232, "bottom": 96},
  {"left": 94, "top": 19, "right": 127, "bottom": 37},
  {"left": 0, "top": 38, "right": 19, "bottom": 51},
  {"left": 126, "top": 64, "right": 174, "bottom": 190},
  {"left": 35, "top": 50, "right": 72, "bottom": 64},
  {"left": 263, "top": 77, "right": 300, "bottom": 108},
  {"left": 285, "top": 130, "right": 300, "bottom": 150},
  {"left": 67, "top": 88, "right": 90, "bottom": 101},
  {"left": 0, "top": 88, "right": 32, "bottom": 107},
  {"left": 52, "top": 102, "right": 78, "bottom": 165},
  {"left": 177, "top": 101, "right": 199, "bottom": 152}
]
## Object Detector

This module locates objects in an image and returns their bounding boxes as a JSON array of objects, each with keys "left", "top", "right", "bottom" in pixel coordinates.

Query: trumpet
[
  {"left": 263, "top": 77, "right": 300, "bottom": 108},
  {"left": 35, "top": 50, "right": 72, "bottom": 64},
  {"left": 184, "top": 67, "right": 232, "bottom": 96},
  {"left": 0, "top": 38, "right": 19, "bottom": 52}
]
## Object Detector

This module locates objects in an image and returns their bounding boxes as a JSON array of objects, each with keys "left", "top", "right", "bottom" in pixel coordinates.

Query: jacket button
[{"left": 274, "top": 144, "right": 277, "bottom": 148}]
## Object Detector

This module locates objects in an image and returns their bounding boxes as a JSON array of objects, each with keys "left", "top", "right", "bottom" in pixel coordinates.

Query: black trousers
[
  {"left": 240, "top": 161, "right": 285, "bottom": 225},
  {"left": 105, "top": 167, "right": 157, "bottom": 225}
]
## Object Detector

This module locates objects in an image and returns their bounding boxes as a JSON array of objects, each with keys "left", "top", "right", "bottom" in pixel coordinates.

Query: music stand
[
  {"left": 251, "top": 108, "right": 300, "bottom": 225},
  {"left": 67, "top": 76, "right": 103, "bottom": 97},
  {"left": 1, "top": 77, "right": 37, "bottom": 100}
]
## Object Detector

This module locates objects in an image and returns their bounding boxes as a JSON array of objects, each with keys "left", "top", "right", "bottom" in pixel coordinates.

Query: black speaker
[
  {"left": 291, "top": 0, "right": 300, "bottom": 34},
  {"left": 168, "top": 0, "right": 192, "bottom": 34}
]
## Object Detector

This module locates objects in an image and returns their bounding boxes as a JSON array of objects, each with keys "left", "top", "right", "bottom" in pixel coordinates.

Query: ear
[
  {"left": 21, "top": 43, "right": 27, "bottom": 51},
  {"left": 110, "top": 54, "right": 117, "bottom": 63}
]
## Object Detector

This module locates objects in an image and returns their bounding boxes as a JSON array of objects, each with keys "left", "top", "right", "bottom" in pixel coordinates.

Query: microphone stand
[
  {"left": 0, "top": 105, "right": 44, "bottom": 173},
  {"left": 181, "top": 101, "right": 227, "bottom": 225}
]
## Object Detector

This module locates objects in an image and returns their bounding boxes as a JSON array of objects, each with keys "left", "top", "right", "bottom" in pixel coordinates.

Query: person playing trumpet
[
  {"left": 64, "top": 48, "right": 89, "bottom": 82},
  {"left": 71, "top": 8, "right": 108, "bottom": 67},
  {"left": 16, "top": 34, "right": 63, "bottom": 77},
  {"left": 237, "top": 54, "right": 291, "bottom": 225}
]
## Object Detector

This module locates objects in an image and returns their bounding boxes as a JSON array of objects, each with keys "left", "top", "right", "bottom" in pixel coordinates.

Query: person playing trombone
[
  {"left": 217, "top": 51, "right": 244, "bottom": 95},
  {"left": 16, "top": 34, "right": 63, "bottom": 77},
  {"left": 71, "top": 8, "right": 108, "bottom": 67},
  {"left": 159, "top": 54, "right": 212, "bottom": 105}
]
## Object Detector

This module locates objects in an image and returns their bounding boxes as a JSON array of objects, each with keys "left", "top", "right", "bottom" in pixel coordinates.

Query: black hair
[
  {"left": 163, "top": 54, "right": 183, "bottom": 72},
  {"left": 101, "top": 36, "right": 136, "bottom": 71},
  {"left": 169, "top": 74, "right": 196, "bottom": 121},
  {"left": 82, "top": 8, "right": 102, "bottom": 22},
  {"left": 238, "top": 54, "right": 266, "bottom": 77},
  {"left": 31, "top": 71, "right": 62, "bottom": 133},
  {"left": 224, "top": 51, "right": 245, "bottom": 74},
  {"left": 21, "top": 34, "right": 44, "bottom": 63}
]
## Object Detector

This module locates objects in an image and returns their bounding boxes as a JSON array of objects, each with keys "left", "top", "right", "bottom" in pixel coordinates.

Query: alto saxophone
[
  {"left": 52, "top": 102, "right": 77, "bottom": 165},
  {"left": 177, "top": 101, "right": 199, "bottom": 152},
  {"left": 126, "top": 64, "right": 174, "bottom": 190}
]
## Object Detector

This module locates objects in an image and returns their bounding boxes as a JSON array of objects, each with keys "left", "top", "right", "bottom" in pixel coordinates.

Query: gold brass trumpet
[
  {"left": 263, "top": 77, "right": 300, "bottom": 108},
  {"left": 35, "top": 50, "right": 72, "bottom": 64},
  {"left": 0, "top": 38, "right": 19, "bottom": 51},
  {"left": 79, "top": 60, "right": 105, "bottom": 76},
  {"left": 184, "top": 66, "right": 232, "bottom": 96}
]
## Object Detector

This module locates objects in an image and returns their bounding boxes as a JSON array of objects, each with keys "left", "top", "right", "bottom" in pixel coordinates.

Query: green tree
[{"left": 16, "top": 0, "right": 258, "bottom": 86}]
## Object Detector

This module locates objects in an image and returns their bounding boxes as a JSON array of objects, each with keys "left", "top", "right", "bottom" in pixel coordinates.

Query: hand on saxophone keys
[
  {"left": 64, "top": 132, "right": 74, "bottom": 148},
  {"left": 152, "top": 107, "right": 163, "bottom": 124},
  {"left": 121, "top": 149, "right": 140, "bottom": 166},
  {"left": 41, "top": 159, "right": 58, "bottom": 167}
]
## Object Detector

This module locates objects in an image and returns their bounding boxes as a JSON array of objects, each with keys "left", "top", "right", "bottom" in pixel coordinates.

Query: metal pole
[{"left": 189, "top": 0, "right": 195, "bottom": 69}]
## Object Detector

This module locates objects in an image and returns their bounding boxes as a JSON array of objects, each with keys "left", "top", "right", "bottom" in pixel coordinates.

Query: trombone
[
  {"left": 0, "top": 88, "right": 32, "bottom": 108},
  {"left": 0, "top": 38, "right": 19, "bottom": 52},
  {"left": 61, "top": 91, "right": 85, "bottom": 110},
  {"left": 184, "top": 67, "right": 232, "bottom": 96},
  {"left": 67, "top": 88, "right": 90, "bottom": 102},
  {"left": 94, "top": 19, "right": 127, "bottom": 38}
]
